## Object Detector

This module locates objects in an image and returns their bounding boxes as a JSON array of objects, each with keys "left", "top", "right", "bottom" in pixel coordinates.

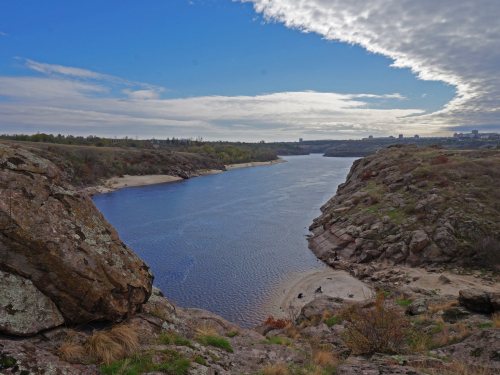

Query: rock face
[
  {"left": 0, "top": 270, "right": 64, "bottom": 336},
  {"left": 458, "top": 288, "right": 497, "bottom": 313},
  {"left": 0, "top": 144, "right": 153, "bottom": 324},
  {"left": 308, "top": 145, "right": 500, "bottom": 268}
]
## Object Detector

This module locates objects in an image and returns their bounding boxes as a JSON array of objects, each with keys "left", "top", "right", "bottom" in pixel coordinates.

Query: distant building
[
  {"left": 369, "top": 135, "right": 373, "bottom": 139},
  {"left": 399, "top": 134, "right": 403, "bottom": 139},
  {"left": 472, "top": 130, "right": 479, "bottom": 137},
  {"left": 299, "top": 138, "right": 303, "bottom": 143},
  {"left": 414, "top": 134, "right": 420, "bottom": 139}
]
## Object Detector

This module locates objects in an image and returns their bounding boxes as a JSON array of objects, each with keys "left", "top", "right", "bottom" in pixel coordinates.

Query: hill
[{"left": 308, "top": 144, "right": 500, "bottom": 269}]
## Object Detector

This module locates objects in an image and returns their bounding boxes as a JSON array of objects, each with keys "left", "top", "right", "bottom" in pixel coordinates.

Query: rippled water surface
[{"left": 92, "top": 155, "right": 356, "bottom": 327}]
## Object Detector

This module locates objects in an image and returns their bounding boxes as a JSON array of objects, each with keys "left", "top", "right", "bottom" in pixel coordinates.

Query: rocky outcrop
[
  {"left": 0, "top": 270, "right": 64, "bottom": 336},
  {"left": 0, "top": 144, "right": 153, "bottom": 325},
  {"left": 308, "top": 145, "right": 500, "bottom": 268},
  {"left": 458, "top": 288, "right": 500, "bottom": 313}
]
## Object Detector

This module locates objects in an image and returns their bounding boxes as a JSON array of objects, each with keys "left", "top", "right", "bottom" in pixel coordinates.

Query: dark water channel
[{"left": 92, "top": 154, "right": 356, "bottom": 327}]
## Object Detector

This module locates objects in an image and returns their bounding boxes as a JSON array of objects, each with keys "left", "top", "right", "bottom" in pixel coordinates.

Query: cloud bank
[
  {"left": 0, "top": 60, "right": 425, "bottom": 140},
  {"left": 239, "top": 0, "right": 500, "bottom": 130}
]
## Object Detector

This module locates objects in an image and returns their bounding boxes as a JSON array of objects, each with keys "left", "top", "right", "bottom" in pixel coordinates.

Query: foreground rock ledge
[{"left": 0, "top": 144, "right": 153, "bottom": 325}]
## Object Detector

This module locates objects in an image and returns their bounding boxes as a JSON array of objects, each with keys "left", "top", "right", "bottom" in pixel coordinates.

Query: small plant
[
  {"left": 325, "top": 316, "right": 343, "bottom": 327},
  {"left": 259, "top": 335, "right": 291, "bottom": 346},
  {"left": 395, "top": 299, "right": 413, "bottom": 307},
  {"left": 493, "top": 313, "right": 500, "bottom": 328},
  {"left": 196, "top": 327, "right": 233, "bottom": 353},
  {"left": 193, "top": 356, "right": 206, "bottom": 365},
  {"left": 360, "top": 170, "right": 373, "bottom": 181},
  {"left": 226, "top": 331, "right": 238, "bottom": 338},
  {"left": 260, "top": 362, "right": 289, "bottom": 375},
  {"left": 101, "top": 350, "right": 190, "bottom": 375},
  {"left": 429, "top": 155, "right": 449, "bottom": 165},
  {"left": 54, "top": 341, "right": 85, "bottom": 364},
  {"left": 158, "top": 332, "right": 192, "bottom": 347}
]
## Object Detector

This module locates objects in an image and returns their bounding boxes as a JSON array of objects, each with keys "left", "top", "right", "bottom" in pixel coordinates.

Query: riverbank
[
  {"left": 81, "top": 158, "right": 287, "bottom": 195},
  {"left": 225, "top": 158, "right": 287, "bottom": 170}
]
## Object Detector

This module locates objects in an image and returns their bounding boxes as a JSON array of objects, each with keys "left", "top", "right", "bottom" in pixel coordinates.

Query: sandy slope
[{"left": 225, "top": 158, "right": 287, "bottom": 170}]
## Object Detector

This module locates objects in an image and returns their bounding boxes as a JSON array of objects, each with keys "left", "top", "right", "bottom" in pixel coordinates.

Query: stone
[
  {"left": 489, "top": 292, "right": 500, "bottom": 312},
  {"left": 438, "top": 275, "right": 451, "bottom": 284},
  {"left": 406, "top": 253, "right": 422, "bottom": 267},
  {"left": 407, "top": 298, "right": 429, "bottom": 315},
  {"left": 0, "top": 145, "right": 153, "bottom": 324},
  {"left": 0, "top": 339, "right": 91, "bottom": 375},
  {"left": 0, "top": 271, "right": 64, "bottom": 336},
  {"left": 299, "top": 296, "right": 347, "bottom": 320},
  {"left": 337, "top": 363, "right": 427, "bottom": 375},
  {"left": 422, "top": 244, "right": 442, "bottom": 260},
  {"left": 409, "top": 230, "right": 430, "bottom": 253},
  {"left": 458, "top": 289, "right": 493, "bottom": 313},
  {"left": 441, "top": 307, "right": 471, "bottom": 323}
]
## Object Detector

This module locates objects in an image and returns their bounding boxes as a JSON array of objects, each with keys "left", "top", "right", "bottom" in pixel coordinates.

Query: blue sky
[{"left": 0, "top": 0, "right": 497, "bottom": 141}]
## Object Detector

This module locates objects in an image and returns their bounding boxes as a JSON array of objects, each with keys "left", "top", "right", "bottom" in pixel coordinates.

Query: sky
[{"left": 0, "top": 0, "right": 498, "bottom": 141}]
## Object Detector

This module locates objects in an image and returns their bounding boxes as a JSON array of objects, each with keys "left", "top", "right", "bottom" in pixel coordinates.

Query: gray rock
[
  {"left": 409, "top": 230, "right": 430, "bottom": 253},
  {"left": 438, "top": 275, "right": 451, "bottom": 284},
  {"left": 0, "top": 271, "right": 64, "bottom": 336},
  {"left": 337, "top": 363, "right": 427, "bottom": 374},
  {"left": 0, "top": 339, "right": 91, "bottom": 375},
  {"left": 459, "top": 289, "right": 493, "bottom": 313}
]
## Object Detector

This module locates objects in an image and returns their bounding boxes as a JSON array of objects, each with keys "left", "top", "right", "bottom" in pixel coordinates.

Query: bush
[
  {"left": 341, "top": 295, "right": 412, "bottom": 354},
  {"left": 430, "top": 155, "right": 449, "bottom": 165},
  {"left": 264, "top": 316, "right": 292, "bottom": 329},
  {"left": 360, "top": 171, "right": 373, "bottom": 181}
]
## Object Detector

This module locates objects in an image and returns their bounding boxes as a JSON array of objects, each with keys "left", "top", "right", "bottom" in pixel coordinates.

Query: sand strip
[
  {"left": 225, "top": 158, "right": 287, "bottom": 170},
  {"left": 280, "top": 268, "right": 374, "bottom": 312}
]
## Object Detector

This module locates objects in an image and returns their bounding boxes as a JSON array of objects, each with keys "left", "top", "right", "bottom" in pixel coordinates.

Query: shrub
[
  {"left": 259, "top": 335, "right": 291, "bottom": 346},
  {"left": 325, "top": 317, "right": 343, "bottom": 327},
  {"left": 101, "top": 350, "right": 190, "bottom": 375},
  {"left": 226, "top": 331, "right": 238, "bottom": 338},
  {"left": 54, "top": 342, "right": 85, "bottom": 364},
  {"left": 368, "top": 195, "right": 379, "bottom": 205},
  {"left": 341, "top": 294, "right": 411, "bottom": 354},
  {"left": 430, "top": 156, "right": 449, "bottom": 165},
  {"left": 260, "top": 362, "right": 289, "bottom": 375},
  {"left": 360, "top": 171, "right": 373, "bottom": 181},
  {"left": 265, "top": 316, "right": 292, "bottom": 329},
  {"left": 494, "top": 313, "right": 500, "bottom": 328}
]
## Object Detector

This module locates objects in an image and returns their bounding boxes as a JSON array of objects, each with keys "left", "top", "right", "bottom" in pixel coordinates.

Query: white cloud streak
[
  {"left": 0, "top": 62, "right": 423, "bottom": 140},
  {"left": 238, "top": 0, "right": 500, "bottom": 130},
  {"left": 0, "top": 31, "right": 9, "bottom": 37}
]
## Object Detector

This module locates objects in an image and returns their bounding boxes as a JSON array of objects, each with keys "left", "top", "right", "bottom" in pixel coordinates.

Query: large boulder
[
  {"left": 459, "top": 289, "right": 494, "bottom": 313},
  {"left": 409, "top": 230, "right": 430, "bottom": 254},
  {"left": 0, "top": 270, "right": 64, "bottom": 336},
  {"left": 0, "top": 144, "right": 153, "bottom": 324}
]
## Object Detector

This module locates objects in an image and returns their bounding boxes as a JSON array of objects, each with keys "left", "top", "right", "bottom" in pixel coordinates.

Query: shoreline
[
  {"left": 81, "top": 157, "right": 287, "bottom": 196},
  {"left": 263, "top": 267, "right": 374, "bottom": 320}
]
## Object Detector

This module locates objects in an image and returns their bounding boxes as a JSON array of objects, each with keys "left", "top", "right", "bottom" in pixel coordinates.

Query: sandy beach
[
  {"left": 83, "top": 158, "right": 286, "bottom": 195},
  {"left": 225, "top": 158, "right": 287, "bottom": 170}
]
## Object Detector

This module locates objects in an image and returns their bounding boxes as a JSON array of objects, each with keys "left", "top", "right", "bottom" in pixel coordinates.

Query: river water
[{"left": 92, "top": 154, "right": 356, "bottom": 327}]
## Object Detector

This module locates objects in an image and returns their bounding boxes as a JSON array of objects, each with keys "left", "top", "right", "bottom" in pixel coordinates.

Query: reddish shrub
[
  {"left": 430, "top": 156, "right": 449, "bottom": 165},
  {"left": 264, "top": 316, "right": 291, "bottom": 329},
  {"left": 360, "top": 171, "right": 373, "bottom": 181}
]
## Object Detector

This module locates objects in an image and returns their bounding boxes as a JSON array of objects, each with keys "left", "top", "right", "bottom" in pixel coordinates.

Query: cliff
[{"left": 308, "top": 144, "right": 500, "bottom": 269}]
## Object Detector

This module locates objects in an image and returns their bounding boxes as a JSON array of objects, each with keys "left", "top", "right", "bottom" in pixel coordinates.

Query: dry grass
[
  {"left": 108, "top": 324, "right": 139, "bottom": 356},
  {"left": 285, "top": 323, "right": 299, "bottom": 339},
  {"left": 54, "top": 341, "right": 85, "bottom": 363},
  {"left": 85, "top": 330, "right": 125, "bottom": 365},
  {"left": 195, "top": 324, "right": 218, "bottom": 338},
  {"left": 310, "top": 316, "right": 321, "bottom": 326},
  {"left": 299, "top": 320, "right": 311, "bottom": 330},
  {"left": 320, "top": 312, "right": 331, "bottom": 323},
  {"left": 435, "top": 317, "right": 445, "bottom": 324},
  {"left": 429, "top": 301, "right": 460, "bottom": 314},
  {"left": 455, "top": 322, "right": 471, "bottom": 340},
  {"left": 493, "top": 313, "right": 500, "bottom": 328},
  {"left": 313, "top": 350, "right": 338, "bottom": 367},
  {"left": 261, "top": 362, "right": 289, "bottom": 375}
]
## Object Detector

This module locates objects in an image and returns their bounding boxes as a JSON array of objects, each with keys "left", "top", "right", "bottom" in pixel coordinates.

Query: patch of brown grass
[
  {"left": 310, "top": 316, "right": 321, "bottom": 326},
  {"left": 493, "top": 313, "right": 500, "bottom": 328},
  {"left": 313, "top": 350, "right": 338, "bottom": 367},
  {"left": 54, "top": 341, "right": 85, "bottom": 364},
  {"left": 195, "top": 324, "right": 218, "bottom": 338},
  {"left": 108, "top": 324, "right": 139, "bottom": 356},
  {"left": 85, "top": 330, "right": 125, "bottom": 365},
  {"left": 285, "top": 323, "right": 299, "bottom": 339},
  {"left": 261, "top": 362, "right": 289, "bottom": 375},
  {"left": 429, "top": 301, "right": 460, "bottom": 314},
  {"left": 435, "top": 317, "right": 445, "bottom": 324},
  {"left": 320, "top": 311, "right": 331, "bottom": 323},
  {"left": 299, "top": 320, "right": 311, "bottom": 330}
]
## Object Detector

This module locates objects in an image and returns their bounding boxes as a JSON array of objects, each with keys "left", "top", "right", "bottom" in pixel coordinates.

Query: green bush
[
  {"left": 101, "top": 350, "right": 190, "bottom": 375},
  {"left": 197, "top": 335, "right": 233, "bottom": 352}
]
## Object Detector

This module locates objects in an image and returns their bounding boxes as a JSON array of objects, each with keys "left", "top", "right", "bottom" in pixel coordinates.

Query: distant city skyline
[{"left": 0, "top": 1, "right": 499, "bottom": 141}]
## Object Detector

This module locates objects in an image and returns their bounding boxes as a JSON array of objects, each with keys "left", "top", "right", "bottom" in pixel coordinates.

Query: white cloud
[
  {"left": 238, "top": 0, "right": 500, "bottom": 131},
  {"left": 0, "top": 69, "right": 425, "bottom": 140},
  {"left": 422, "top": 94, "right": 427, "bottom": 98},
  {"left": 0, "top": 31, "right": 9, "bottom": 37},
  {"left": 122, "top": 89, "right": 161, "bottom": 100}
]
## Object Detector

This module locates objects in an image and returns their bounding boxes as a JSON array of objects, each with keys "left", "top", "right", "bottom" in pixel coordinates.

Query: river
[{"left": 92, "top": 154, "right": 356, "bottom": 327}]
